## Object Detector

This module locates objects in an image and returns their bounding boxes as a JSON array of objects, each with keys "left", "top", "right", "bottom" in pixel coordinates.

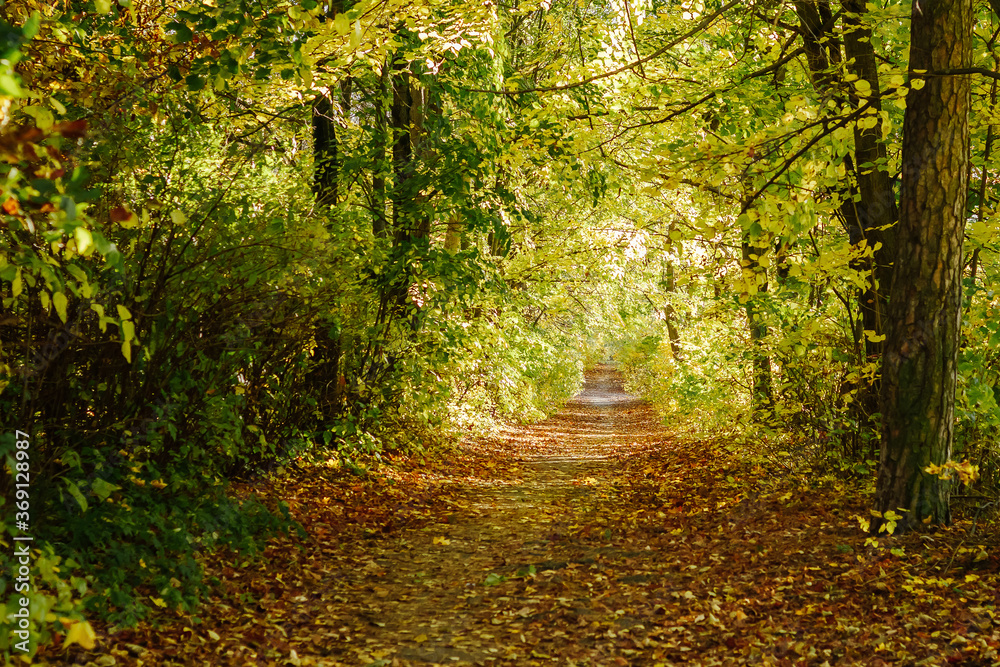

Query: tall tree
[{"left": 875, "top": 0, "right": 972, "bottom": 531}]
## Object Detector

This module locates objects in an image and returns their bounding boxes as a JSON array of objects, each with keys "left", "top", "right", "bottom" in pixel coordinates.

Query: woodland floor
[{"left": 62, "top": 366, "right": 1000, "bottom": 666}]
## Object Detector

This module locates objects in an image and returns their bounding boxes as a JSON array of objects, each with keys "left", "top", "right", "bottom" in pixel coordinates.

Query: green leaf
[
  {"left": 90, "top": 477, "right": 120, "bottom": 501},
  {"left": 22, "top": 13, "right": 41, "bottom": 39},
  {"left": 483, "top": 572, "right": 504, "bottom": 586},
  {"left": 90, "top": 231, "right": 114, "bottom": 255},
  {"left": 66, "top": 480, "right": 88, "bottom": 512},
  {"left": 167, "top": 21, "right": 193, "bottom": 43},
  {"left": 0, "top": 74, "right": 22, "bottom": 97}
]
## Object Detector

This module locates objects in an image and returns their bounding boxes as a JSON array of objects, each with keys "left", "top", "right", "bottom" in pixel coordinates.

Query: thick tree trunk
[{"left": 875, "top": 0, "right": 971, "bottom": 532}]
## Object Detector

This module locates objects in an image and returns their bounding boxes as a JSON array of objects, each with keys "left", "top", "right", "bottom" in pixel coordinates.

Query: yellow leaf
[
  {"left": 333, "top": 13, "right": 349, "bottom": 35},
  {"left": 121, "top": 319, "right": 135, "bottom": 343},
  {"left": 208, "top": 629, "right": 221, "bottom": 641},
  {"left": 63, "top": 620, "right": 97, "bottom": 650},
  {"left": 25, "top": 106, "right": 54, "bottom": 130},
  {"left": 150, "top": 596, "right": 167, "bottom": 608},
  {"left": 119, "top": 212, "right": 140, "bottom": 229},
  {"left": 414, "top": 634, "right": 428, "bottom": 643},
  {"left": 52, "top": 291, "right": 68, "bottom": 323},
  {"left": 116, "top": 304, "right": 132, "bottom": 320},
  {"left": 432, "top": 536, "right": 451, "bottom": 545},
  {"left": 121, "top": 341, "right": 132, "bottom": 363},
  {"left": 74, "top": 227, "right": 94, "bottom": 255}
]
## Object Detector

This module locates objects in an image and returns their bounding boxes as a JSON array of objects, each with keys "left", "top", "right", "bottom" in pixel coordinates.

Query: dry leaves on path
[{"left": 54, "top": 366, "right": 999, "bottom": 666}]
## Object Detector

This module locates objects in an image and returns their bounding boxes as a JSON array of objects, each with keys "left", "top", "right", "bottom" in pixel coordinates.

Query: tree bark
[
  {"left": 662, "top": 263, "right": 682, "bottom": 360},
  {"left": 742, "top": 236, "right": 773, "bottom": 417},
  {"left": 875, "top": 0, "right": 971, "bottom": 532},
  {"left": 312, "top": 91, "right": 338, "bottom": 207},
  {"left": 842, "top": 0, "right": 898, "bottom": 359},
  {"left": 372, "top": 60, "right": 390, "bottom": 238},
  {"left": 391, "top": 57, "right": 433, "bottom": 247},
  {"left": 794, "top": 2, "right": 898, "bottom": 449}
]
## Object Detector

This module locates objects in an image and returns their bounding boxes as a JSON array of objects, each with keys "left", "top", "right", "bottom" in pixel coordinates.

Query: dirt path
[
  {"left": 326, "top": 364, "right": 665, "bottom": 666},
  {"left": 311, "top": 366, "right": 1000, "bottom": 667},
  {"left": 77, "top": 365, "right": 1000, "bottom": 666}
]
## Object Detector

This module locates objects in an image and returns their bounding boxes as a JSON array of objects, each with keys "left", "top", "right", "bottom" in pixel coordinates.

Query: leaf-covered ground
[{"left": 56, "top": 366, "right": 1000, "bottom": 666}]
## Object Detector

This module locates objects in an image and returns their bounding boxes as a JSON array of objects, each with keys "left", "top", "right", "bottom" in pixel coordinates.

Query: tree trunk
[
  {"left": 372, "top": 60, "right": 389, "bottom": 238},
  {"left": 391, "top": 57, "right": 414, "bottom": 244},
  {"left": 662, "top": 263, "right": 682, "bottom": 360},
  {"left": 391, "top": 58, "right": 433, "bottom": 247},
  {"left": 875, "top": 0, "right": 971, "bottom": 532},
  {"left": 742, "top": 236, "right": 772, "bottom": 418},
  {"left": 842, "top": 0, "right": 898, "bottom": 360},
  {"left": 444, "top": 214, "right": 463, "bottom": 252},
  {"left": 795, "top": 2, "right": 898, "bottom": 454},
  {"left": 312, "top": 91, "right": 338, "bottom": 207},
  {"left": 841, "top": 1, "right": 898, "bottom": 456}
]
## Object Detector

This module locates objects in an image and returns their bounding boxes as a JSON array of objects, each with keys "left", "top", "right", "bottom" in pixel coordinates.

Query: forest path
[
  {"left": 82, "top": 366, "right": 1000, "bottom": 667},
  {"left": 328, "top": 364, "right": 665, "bottom": 666}
]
